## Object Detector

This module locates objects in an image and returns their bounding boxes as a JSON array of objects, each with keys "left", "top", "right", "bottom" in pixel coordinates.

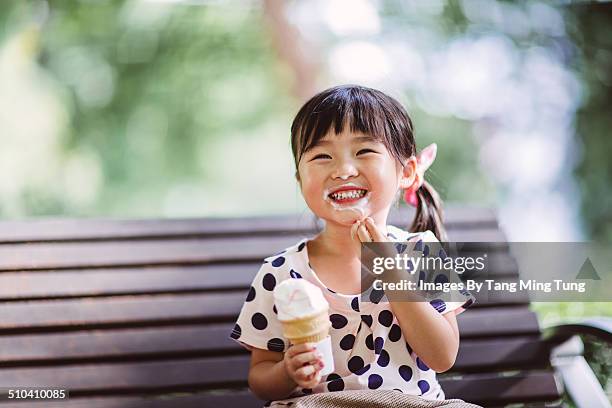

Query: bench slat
[
  {"left": 0, "top": 230, "right": 509, "bottom": 272},
  {"left": 0, "top": 322, "right": 550, "bottom": 372},
  {"left": 0, "top": 207, "right": 498, "bottom": 244},
  {"left": 0, "top": 292, "right": 540, "bottom": 338},
  {"left": 0, "top": 251, "right": 521, "bottom": 301},
  {"left": 0, "top": 236, "right": 305, "bottom": 271},
  {"left": 0, "top": 355, "right": 559, "bottom": 406}
]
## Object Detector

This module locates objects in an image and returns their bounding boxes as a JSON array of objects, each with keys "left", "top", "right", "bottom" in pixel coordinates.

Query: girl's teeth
[{"left": 331, "top": 190, "right": 366, "bottom": 200}]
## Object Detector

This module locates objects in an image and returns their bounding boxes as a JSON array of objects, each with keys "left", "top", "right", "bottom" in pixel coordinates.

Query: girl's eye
[
  {"left": 357, "top": 149, "right": 377, "bottom": 155},
  {"left": 312, "top": 154, "right": 331, "bottom": 160}
]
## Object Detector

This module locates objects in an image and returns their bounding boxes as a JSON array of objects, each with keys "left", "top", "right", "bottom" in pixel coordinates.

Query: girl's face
[{"left": 297, "top": 130, "right": 417, "bottom": 227}]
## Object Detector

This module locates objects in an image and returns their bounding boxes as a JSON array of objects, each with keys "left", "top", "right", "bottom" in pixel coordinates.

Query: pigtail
[{"left": 409, "top": 180, "right": 448, "bottom": 242}]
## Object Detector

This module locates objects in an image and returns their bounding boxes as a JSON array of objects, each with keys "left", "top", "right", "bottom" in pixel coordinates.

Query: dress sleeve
[
  {"left": 228, "top": 261, "right": 289, "bottom": 353},
  {"left": 418, "top": 230, "right": 477, "bottom": 317}
]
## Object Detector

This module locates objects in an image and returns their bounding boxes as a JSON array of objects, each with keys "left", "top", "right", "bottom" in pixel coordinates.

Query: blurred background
[{"left": 1, "top": 0, "right": 611, "bottom": 324}]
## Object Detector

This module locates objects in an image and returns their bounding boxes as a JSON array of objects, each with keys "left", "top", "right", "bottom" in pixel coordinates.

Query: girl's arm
[
  {"left": 388, "top": 301, "right": 460, "bottom": 373},
  {"left": 248, "top": 348, "right": 298, "bottom": 401},
  {"left": 358, "top": 218, "right": 460, "bottom": 373},
  {"left": 248, "top": 344, "right": 324, "bottom": 401}
]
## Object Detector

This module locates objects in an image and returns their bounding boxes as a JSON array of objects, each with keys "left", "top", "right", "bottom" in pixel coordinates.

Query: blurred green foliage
[
  {"left": 1, "top": 0, "right": 296, "bottom": 217},
  {"left": 567, "top": 3, "right": 612, "bottom": 244}
]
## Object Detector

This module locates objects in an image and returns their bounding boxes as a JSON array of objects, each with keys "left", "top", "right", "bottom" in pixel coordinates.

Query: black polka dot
[
  {"left": 377, "top": 349, "right": 390, "bottom": 367},
  {"left": 267, "top": 338, "right": 284, "bottom": 352},
  {"left": 272, "top": 256, "right": 285, "bottom": 267},
  {"left": 326, "top": 373, "right": 341, "bottom": 381},
  {"left": 339, "top": 334, "right": 355, "bottom": 350},
  {"left": 423, "top": 244, "right": 430, "bottom": 257},
  {"left": 368, "top": 374, "right": 383, "bottom": 389},
  {"left": 365, "top": 334, "right": 374, "bottom": 350},
  {"left": 374, "top": 337, "right": 384, "bottom": 355},
  {"left": 418, "top": 270, "right": 426, "bottom": 282},
  {"left": 355, "top": 364, "right": 371, "bottom": 375},
  {"left": 230, "top": 323, "right": 241, "bottom": 339},
  {"left": 389, "top": 324, "right": 402, "bottom": 342},
  {"left": 399, "top": 365, "right": 413, "bottom": 382},
  {"left": 290, "top": 269, "right": 302, "bottom": 279},
  {"left": 434, "top": 273, "right": 449, "bottom": 285},
  {"left": 415, "top": 240, "right": 423, "bottom": 251},
  {"left": 330, "top": 314, "right": 348, "bottom": 329},
  {"left": 246, "top": 286, "right": 256, "bottom": 302},
  {"left": 251, "top": 313, "right": 268, "bottom": 330},
  {"left": 297, "top": 241, "right": 306, "bottom": 252},
  {"left": 378, "top": 310, "right": 393, "bottom": 327},
  {"left": 361, "top": 314, "right": 373, "bottom": 327},
  {"left": 418, "top": 379, "right": 430, "bottom": 394},
  {"left": 430, "top": 299, "right": 446, "bottom": 313},
  {"left": 416, "top": 357, "right": 430, "bottom": 371},
  {"left": 326, "top": 373, "right": 344, "bottom": 392},
  {"left": 439, "top": 248, "right": 447, "bottom": 259},
  {"left": 351, "top": 297, "right": 360, "bottom": 312},
  {"left": 464, "top": 298, "right": 475, "bottom": 309},
  {"left": 369, "top": 289, "right": 384, "bottom": 304},
  {"left": 273, "top": 304, "right": 277, "bottom": 314},
  {"left": 347, "top": 356, "right": 371, "bottom": 375},
  {"left": 262, "top": 273, "right": 276, "bottom": 291}
]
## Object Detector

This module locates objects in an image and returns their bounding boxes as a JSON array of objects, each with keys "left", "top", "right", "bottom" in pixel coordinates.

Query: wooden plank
[
  {"left": 0, "top": 236, "right": 303, "bottom": 272},
  {"left": 0, "top": 231, "right": 511, "bottom": 272},
  {"left": 0, "top": 206, "right": 498, "bottom": 244},
  {"left": 0, "top": 322, "right": 550, "bottom": 373},
  {"left": 0, "top": 355, "right": 559, "bottom": 406},
  {"left": 0, "top": 251, "right": 520, "bottom": 301},
  {"left": 0, "top": 264, "right": 259, "bottom": 300},
  {"left": 441, "top": 370, "right": 561, "bottom": 406},
  {"left": 0, "top": 292, "right": 540, "bottom": 338}
]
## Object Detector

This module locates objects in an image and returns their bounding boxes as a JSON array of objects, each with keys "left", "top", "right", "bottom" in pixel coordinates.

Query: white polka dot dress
[{"left": 229, "top": 226, "right": 476, "bottom": 407}]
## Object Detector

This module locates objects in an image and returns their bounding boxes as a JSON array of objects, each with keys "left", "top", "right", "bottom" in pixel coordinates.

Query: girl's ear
[{"left": 399, "top": 156, "right": 418, "bottom": 189}]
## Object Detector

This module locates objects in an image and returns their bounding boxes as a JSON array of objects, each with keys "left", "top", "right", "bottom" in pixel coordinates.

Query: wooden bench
[{"left": 0, "top": 207, "right": 609, "bottom": 407}]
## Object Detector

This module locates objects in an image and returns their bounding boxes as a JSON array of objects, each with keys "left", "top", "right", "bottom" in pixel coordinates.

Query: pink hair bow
[{"left": 403, "top": 143, "right": 437, "bottom": 207}]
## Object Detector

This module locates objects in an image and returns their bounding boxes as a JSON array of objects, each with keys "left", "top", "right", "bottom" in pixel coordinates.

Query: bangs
[{"left": 291, "top": 85, "right": 413, "bottom": 166}]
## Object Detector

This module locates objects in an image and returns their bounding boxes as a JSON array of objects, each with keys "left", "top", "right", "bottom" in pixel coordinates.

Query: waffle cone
[{"left": 280, "top": 309, "right": 330, "bottom": 345}]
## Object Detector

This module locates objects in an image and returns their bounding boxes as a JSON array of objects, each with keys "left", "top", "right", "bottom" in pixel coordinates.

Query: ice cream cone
[{"left": 280, "top": 309, "right": 331, "bottom": 344}]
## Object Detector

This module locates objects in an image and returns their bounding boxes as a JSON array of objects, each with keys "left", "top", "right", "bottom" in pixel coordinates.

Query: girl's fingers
[
  {"left": 293, "top": 351, "right": 322, "bottom": 367},
  {"left": 357, "top": 223, "right": 372, "bottom": 242},
  {"left": 296, "top": 364, "right": 317, "bottom": 380},
  {"left": 364, "top": 217, "right": 386, "bottom": 241},
  {"left": 350, "top": 220, "right": 361, "bottom": 241},
  {"left": 287, "top": 343, "right": 314, "bottom": 359}
]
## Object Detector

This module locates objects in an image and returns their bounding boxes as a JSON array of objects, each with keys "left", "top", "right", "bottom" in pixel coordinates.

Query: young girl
[{"left": 229, "top": 85, "right": 477, "bottom": 407}]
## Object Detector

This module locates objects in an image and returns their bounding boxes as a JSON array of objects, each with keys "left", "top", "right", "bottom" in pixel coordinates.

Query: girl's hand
[
  {"left": 356, "top": 217, "right": 426, "bottom": 301},
  {"left": 352, "top": 217, "right": 389, "bottom": 243},
  {"left": 283, "top": 343, "right": 325, "bottom": 389}
]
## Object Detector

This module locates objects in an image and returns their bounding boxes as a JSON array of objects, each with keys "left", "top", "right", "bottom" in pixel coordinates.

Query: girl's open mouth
[{"left": 328, "top": 189, "right": 368, "bottom": 204}]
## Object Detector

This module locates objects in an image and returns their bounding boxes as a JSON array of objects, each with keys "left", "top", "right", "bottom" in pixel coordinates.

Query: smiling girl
[{"left": 230, "top": 85, "right": 477, "bottom": 407}]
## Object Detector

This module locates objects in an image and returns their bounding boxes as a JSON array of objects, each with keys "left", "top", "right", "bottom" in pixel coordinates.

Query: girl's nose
[{"left": 331, "top": 160, "right": 358, "bottom": 180}]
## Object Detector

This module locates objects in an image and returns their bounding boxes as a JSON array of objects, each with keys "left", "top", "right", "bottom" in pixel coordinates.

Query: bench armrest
[
  {"left": 542, "top": 317, "right": 612, "bottom": 408},
  {"left": 543, "top": 317, "right": 612, "bottom": 345}
]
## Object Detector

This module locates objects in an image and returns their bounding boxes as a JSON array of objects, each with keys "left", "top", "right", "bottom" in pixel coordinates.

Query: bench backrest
[{"left": 0, "top": 207, "right": 562, "bottom": 407}]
